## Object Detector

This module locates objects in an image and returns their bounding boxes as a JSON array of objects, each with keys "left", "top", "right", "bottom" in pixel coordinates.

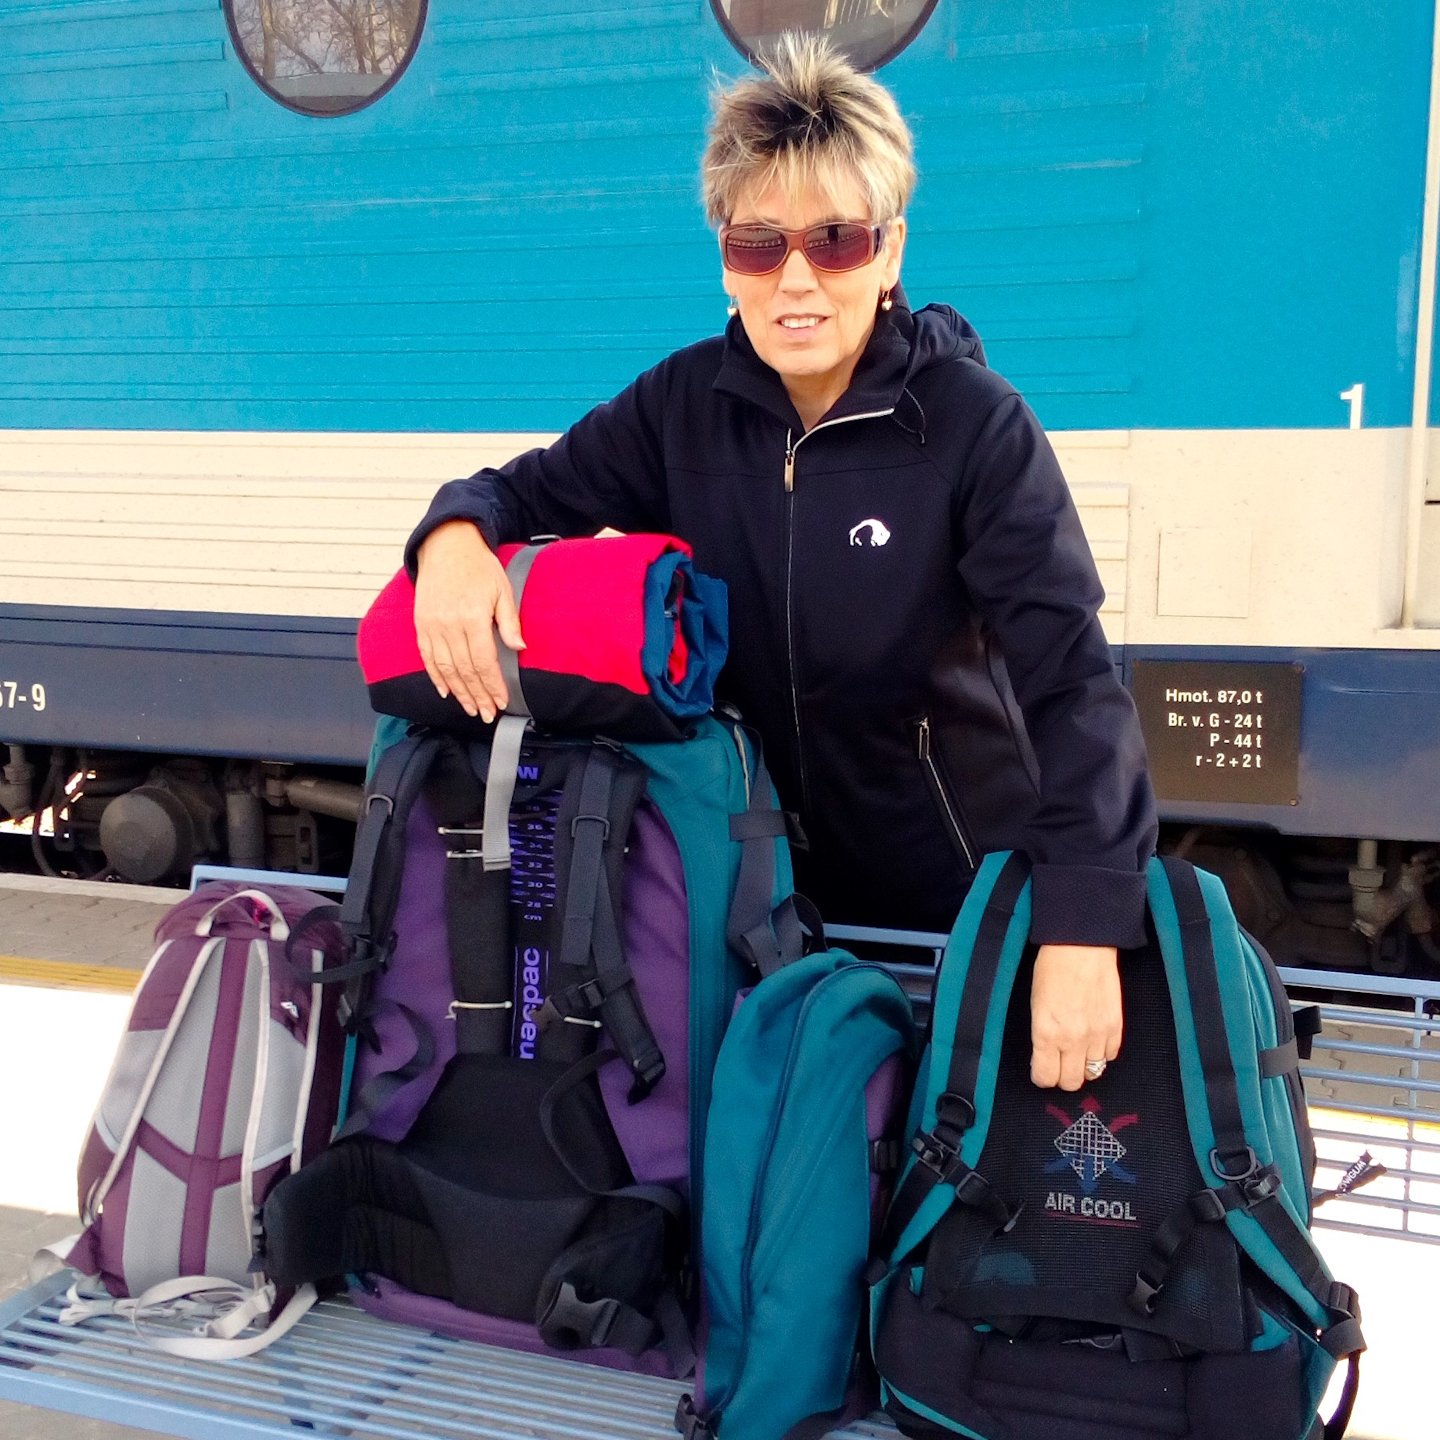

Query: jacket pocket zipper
[{"left": 916, "top": 717, "right": 978, "bottom": 872}]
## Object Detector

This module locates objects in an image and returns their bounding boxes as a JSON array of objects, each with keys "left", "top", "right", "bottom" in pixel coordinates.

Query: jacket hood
[{"left": 903, "top": 299, "right": 987, "bottom": 380}]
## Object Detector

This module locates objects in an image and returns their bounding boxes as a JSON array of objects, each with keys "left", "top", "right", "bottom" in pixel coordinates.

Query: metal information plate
[{"left": 1132, "top": 660, "right": 1302, "bottom": 805}]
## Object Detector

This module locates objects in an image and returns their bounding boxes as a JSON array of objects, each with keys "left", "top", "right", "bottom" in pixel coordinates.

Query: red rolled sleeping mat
[{"left": 357, "top": 534, "right": 729, "bottom": 742}]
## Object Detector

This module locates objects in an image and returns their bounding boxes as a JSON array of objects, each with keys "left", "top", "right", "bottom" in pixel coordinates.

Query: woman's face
[{"left": 723, "top": 174, "right": 906, "bottom": 427}]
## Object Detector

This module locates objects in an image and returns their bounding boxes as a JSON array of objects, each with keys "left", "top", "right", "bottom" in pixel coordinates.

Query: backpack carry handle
[
  {"left": 195, "top": 888, "right": 291, "bottom": 940},
  {"left": 495, "top": 541, "right": 545, "bottom": 720}
]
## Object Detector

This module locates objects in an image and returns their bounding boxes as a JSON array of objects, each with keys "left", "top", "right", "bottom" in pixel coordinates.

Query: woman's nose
[{"left": 776, "top": 244, "right": 818, "bottom": 288}]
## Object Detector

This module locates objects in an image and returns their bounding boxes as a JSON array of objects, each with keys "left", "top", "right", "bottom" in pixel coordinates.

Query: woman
[{"left": 403, "top": 35, "right": 1157, "bottom": 1093}]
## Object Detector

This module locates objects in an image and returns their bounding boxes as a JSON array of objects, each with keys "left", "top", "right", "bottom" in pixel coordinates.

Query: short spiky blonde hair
[{"left": 702, "top": 33, "right": 916, "bottom": 227}]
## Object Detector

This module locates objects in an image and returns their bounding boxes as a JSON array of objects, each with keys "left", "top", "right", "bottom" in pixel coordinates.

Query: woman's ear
[{"left": 882, "top": 215, "right": 908, "bottom": 289}]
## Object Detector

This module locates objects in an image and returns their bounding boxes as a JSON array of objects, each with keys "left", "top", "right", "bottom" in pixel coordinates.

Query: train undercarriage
[{"left": 3, "top": 741, "right": 1437, "bottom": 980}]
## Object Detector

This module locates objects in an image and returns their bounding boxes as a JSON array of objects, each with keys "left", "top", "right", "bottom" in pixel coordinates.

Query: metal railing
[{"left": 1281, "top": 966, "right": 1440, "bottom": 1245}]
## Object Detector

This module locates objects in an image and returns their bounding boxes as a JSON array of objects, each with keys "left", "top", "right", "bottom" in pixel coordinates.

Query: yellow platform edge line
[{"left": 0, "top": 954, "right": 140, "bottom": 994}]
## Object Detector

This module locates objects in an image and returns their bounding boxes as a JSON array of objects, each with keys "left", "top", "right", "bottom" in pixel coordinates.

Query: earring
[
  {"left": 879, "top": 289, "right": 894, "bottom": 313},
  {"left": 726, "top": 296, "right": 739, "bottom": 318}
]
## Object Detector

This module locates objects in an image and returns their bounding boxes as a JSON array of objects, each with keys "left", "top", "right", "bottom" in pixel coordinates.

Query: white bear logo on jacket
[{"left": 848, "top": 518, "right": 892, "bottom": 547}]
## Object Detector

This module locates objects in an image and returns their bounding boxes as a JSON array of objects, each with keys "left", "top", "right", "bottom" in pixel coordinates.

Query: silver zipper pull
[
  {"left": 917, "top": 715, "right": 931, "bottom": 759},
  {"left": 784, "top": 438, "right": 796, "bottom": 492}
]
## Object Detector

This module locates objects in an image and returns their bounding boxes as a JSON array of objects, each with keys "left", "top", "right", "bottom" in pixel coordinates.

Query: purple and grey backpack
[
  {"left": 262, "top": 713, "right": 803, "bottom": 1377},
  {"left": 40, "top": 884, "right": 347, "bottom": 1356}
]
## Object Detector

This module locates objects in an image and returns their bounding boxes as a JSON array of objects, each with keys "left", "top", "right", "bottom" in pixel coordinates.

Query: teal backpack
[
  {"left": 870, "top": 851, "right": 1364, "bottom": 1440},
  {"left": 678, "top": 948, "right": 917, "bottom": 1440}
]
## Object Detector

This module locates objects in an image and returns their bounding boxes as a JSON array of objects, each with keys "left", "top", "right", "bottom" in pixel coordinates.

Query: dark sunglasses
[{"left": 720, "top": 220, "right": 887, "bottom": 276}]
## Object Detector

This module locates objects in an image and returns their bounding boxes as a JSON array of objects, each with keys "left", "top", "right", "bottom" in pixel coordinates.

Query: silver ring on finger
[{"left": 1084, "top": 1058, "right": 1107, "bottom": 1080}]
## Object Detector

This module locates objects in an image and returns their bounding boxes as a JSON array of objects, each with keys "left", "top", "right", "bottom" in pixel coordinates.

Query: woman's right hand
[{"left": 413, "top": 520, "right": 525, "bottom": 722}]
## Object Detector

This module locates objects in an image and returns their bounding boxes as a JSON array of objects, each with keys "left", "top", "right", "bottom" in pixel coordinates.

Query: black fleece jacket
[{"left": 405, "top": 299, "right": 1158, "bottom": 945}]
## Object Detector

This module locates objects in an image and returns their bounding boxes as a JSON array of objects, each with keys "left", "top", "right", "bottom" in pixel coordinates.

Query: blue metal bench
[
  {"left": 0, "top": 870, "right": 917, "bottom": 1440},
  {"left": 0, "top": 1270, "right": 897, "bottom": 1439}
]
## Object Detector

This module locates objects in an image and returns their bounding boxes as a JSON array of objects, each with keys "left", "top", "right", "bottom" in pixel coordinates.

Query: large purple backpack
[
  {"left": 42, "top": 885, "right": 347, "bottom": 1356},
  {"left": 262, "top": 714, "right": 803, "bottom": 1376}
]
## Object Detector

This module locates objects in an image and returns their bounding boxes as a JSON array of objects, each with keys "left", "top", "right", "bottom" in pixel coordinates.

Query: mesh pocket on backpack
[{"left": 922, "top": 947, "right": 1248, "bottom": 1355}]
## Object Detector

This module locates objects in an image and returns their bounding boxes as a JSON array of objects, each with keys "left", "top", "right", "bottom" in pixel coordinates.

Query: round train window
[
  {"left": 712, "top": 0, "right": 937, "bottom": 72},
  {"left": 226, "top": 0, "right": 426, "bottom": 115}
]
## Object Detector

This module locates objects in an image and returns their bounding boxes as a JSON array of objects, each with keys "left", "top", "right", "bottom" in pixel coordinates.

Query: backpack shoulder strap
[
  {"left": 1148, "top": 857, "right": 1364, "bottom": 1421},
  {"left": 286, "top": 729, "right": 444, "bottom": 1000},
  {"left": 541, "top": 741, "right": 665, "bottom": 1098},
  {"left": 724, "top": 728, "right": 805, "bottom": 977},
  {"left": 77, "top": 937, "right": 224, "bottom": 1226},
  {"left": 318, "top": 731, "right": 445, "bottom": 1139},
  {"left": 876, "top": 850, "right": 1031, "bottom": 1267},
  {"left": 54, "top": 1276, "right": 318, "bottom": 1360}
]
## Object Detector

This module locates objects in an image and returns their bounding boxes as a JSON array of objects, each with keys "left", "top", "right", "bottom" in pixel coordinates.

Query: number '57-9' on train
[{"left": 0, "top": 0, "right": 1437, "bottom": 975}]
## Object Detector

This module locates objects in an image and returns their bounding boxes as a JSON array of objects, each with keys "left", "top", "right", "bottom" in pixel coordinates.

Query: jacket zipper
[
  {"left": 782, "top": 409, "right": 895, "bottom": 815},
  {"left": 917, "top": 716, "right": 977, "bottom": 871}
]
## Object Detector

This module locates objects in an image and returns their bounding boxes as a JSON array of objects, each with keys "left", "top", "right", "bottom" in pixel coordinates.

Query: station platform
[
  {"left": 0, "top": 873, "right": 174, "bottom": 985},
  {"left": 1, "top": 873, "right": 1438, "bottom": 1440},
  {"left": 0, "top": 876, "right": 172, "bottom": 1437}
]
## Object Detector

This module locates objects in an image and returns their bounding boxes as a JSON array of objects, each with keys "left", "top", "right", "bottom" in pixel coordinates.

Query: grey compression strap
[
  {"left": 498, "top": 543, "right": 544, "bottom": 719},
  {"left": 481, "top": 713, "right": 530, "bottom": 871}
]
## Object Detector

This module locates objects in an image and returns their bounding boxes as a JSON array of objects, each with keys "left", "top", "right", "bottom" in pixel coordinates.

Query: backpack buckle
[
  {"left": 628, "top": 1047, "right": 667, "bottom": 1104},
  {"left": 952, "top": 1168, "right": 1022, "bottom": 1235},
  {"left": 538, "top": 1281, "right": 624, "bottom": 1350},
  {"left": 535, "top": 976, "right": 611, "bottom": 1031},
  {"left": 1129, "top": 1271, "right": 1165, "bottom": 1316},
  {"left": 675, "top": 1395, "right": 715, "bottom": 1440},
  {"left": 1241, "top": 1166, "right": 1282, "bottom": 1208},
  {"left": 1190, "top": 1188, "right": 1230, "bottom": 1223},
  {"left": 913, "top": 1093, "right": 976, "bottom": 1180},
  {"left": 870, "top": 1137, "right": 903, "bottom": 1174},
  {"left": 912, "top": 1130, "right": 960, "bottom": 1181},
  {"left": 952, "top": 1169, "right": 994, "bottom": 1209}
]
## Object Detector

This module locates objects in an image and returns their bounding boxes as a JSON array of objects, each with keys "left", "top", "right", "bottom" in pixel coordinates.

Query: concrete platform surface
[
  {"left": 0, "top": 878, "right": 1437, "bottom": 1438},
  {"left": 0, "top": 874, "right": 173, "bottom": 977}
]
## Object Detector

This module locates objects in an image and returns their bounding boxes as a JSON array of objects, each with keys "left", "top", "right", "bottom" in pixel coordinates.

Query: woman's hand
[
  {"left": 1029, "top": 944, "right": 1123, "bottom": 1090},
  {"left": 413, "top": 520, "right": 525, "bottom": 722}
]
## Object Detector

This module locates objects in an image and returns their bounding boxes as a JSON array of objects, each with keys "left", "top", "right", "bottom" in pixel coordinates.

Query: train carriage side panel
[{"left": 0, "top": 0, "right": 1436, "bottom": 936}]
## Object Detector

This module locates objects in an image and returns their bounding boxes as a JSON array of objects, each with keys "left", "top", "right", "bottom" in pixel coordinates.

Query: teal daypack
[
  {"left": 871, "top": 851, "right": 1364, "bottom": 1440},
  {"left": 678, "top": 949, "right": 917, "bottom": 1440}
]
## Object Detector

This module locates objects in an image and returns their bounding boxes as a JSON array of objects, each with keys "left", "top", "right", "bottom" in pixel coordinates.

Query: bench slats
[{"left": 0, "top": 1273, "right": 897, "bottom": 1439}]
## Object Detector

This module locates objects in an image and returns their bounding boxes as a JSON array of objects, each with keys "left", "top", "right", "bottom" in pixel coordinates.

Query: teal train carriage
[{"left": 0, "top": 0, "right": 1437, "bottom": 973}]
